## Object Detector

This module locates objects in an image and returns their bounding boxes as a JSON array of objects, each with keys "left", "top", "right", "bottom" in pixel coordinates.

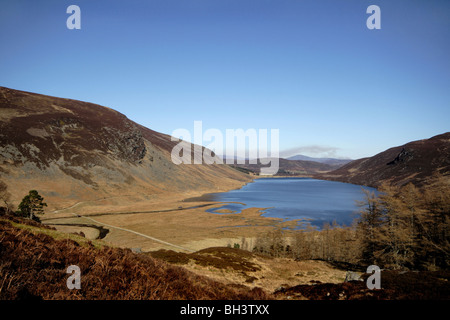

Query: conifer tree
[{"left": 17, "top": 190, "right": 47, "bottom": 222}]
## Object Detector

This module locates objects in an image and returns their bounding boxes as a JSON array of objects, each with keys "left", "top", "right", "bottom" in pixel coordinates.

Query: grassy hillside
[
  {"left": 316, "top": 132, "right": 450, "bottom": 188},
  {"left": 0, "top": 86, "right": 250, "bottom": 209},
  {"left": 0, "top": 213, "right": 268, "bottom": 300}
]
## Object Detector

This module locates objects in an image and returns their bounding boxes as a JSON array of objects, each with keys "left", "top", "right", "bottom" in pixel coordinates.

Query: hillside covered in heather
[
  {"left": 0, "top": 86, "right": 250, "bottom": 209},
  {"left": 316, "top": 132, "right": 450, "bottom": 188}
]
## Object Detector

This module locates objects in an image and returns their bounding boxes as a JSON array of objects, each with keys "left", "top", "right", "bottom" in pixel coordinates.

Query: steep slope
[
  {"left": 0, "top": 86, "right": 250, "bottom": 208},
  {"left": 316, "top": 132, "right": 450, "bottom": 187}
]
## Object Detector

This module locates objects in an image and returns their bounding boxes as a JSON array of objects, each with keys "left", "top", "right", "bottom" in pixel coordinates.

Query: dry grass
[
  {"left": 2, "top": 217, "right": 107, "bottom": 250},
  {"left": 148, "top": 247, "right": 347, "bottom": 293},
  {"left": 43, "top": 199, "right": 302, "bottom": 252},
  {"left": 3, "top": 214, "right": 448, "bottom": 300},
  {"left": 0, "top": 215, "right": 270, "bottom": 300}
]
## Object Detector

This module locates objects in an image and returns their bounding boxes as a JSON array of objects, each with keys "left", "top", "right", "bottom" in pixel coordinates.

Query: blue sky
[{"left": 1, "top": 0, "right": 449, "bottom": 159}]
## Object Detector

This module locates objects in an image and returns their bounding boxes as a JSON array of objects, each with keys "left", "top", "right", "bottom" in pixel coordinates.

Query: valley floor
[
  {"left": 17, "top": 184, "right": 448, "bottom": 300},
  {"left": 36, "top": 189, "right": 350, "bottom": 295},
  {"left": 2, "top": 214, "right": 448, "bottom": 300},
  {"left": 41, "top": 190, "right": 303, "bottom": 253}
]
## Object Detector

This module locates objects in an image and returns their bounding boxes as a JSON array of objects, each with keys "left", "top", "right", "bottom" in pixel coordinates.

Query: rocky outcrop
[{"left": 386, "top": 148, "right": 413, "bottom": 166}]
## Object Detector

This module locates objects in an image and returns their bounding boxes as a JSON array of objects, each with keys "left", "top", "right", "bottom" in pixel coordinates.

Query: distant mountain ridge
[
  {"left": 286, "top": 154, "right": 352, "bottom": 166},
  {"left": 231, "top": 157, "right": 341, "bottom": 176},
  {"left": 315, "top": 132, "right": 450, "bottom": 188},
  {"left": 229, "top": 154, "right": 350, "bottom": 176}
]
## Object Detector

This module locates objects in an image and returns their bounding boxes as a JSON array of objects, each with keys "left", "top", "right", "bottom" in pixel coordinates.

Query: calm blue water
[{"left": 205, "top": 178, "right": 377, "bottom": 229}]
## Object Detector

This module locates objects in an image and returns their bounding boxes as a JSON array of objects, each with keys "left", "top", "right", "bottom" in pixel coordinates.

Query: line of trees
[
  {"left": 357, "top": 174, "right": 449, "bottom": 270},
  {"left": 252, "top": 223, "right": 364, "bottom": 265},
  {"left": 252, "top": 173, "right": 449, "bottom": 271}
]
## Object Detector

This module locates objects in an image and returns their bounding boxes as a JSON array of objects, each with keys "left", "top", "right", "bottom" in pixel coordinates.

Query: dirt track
[
  {"left": 43, "top": 201, "right": 199, "bottom": 252},
  {"left": 41, "top": 196, "right": 301, "bottom": 253}
]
